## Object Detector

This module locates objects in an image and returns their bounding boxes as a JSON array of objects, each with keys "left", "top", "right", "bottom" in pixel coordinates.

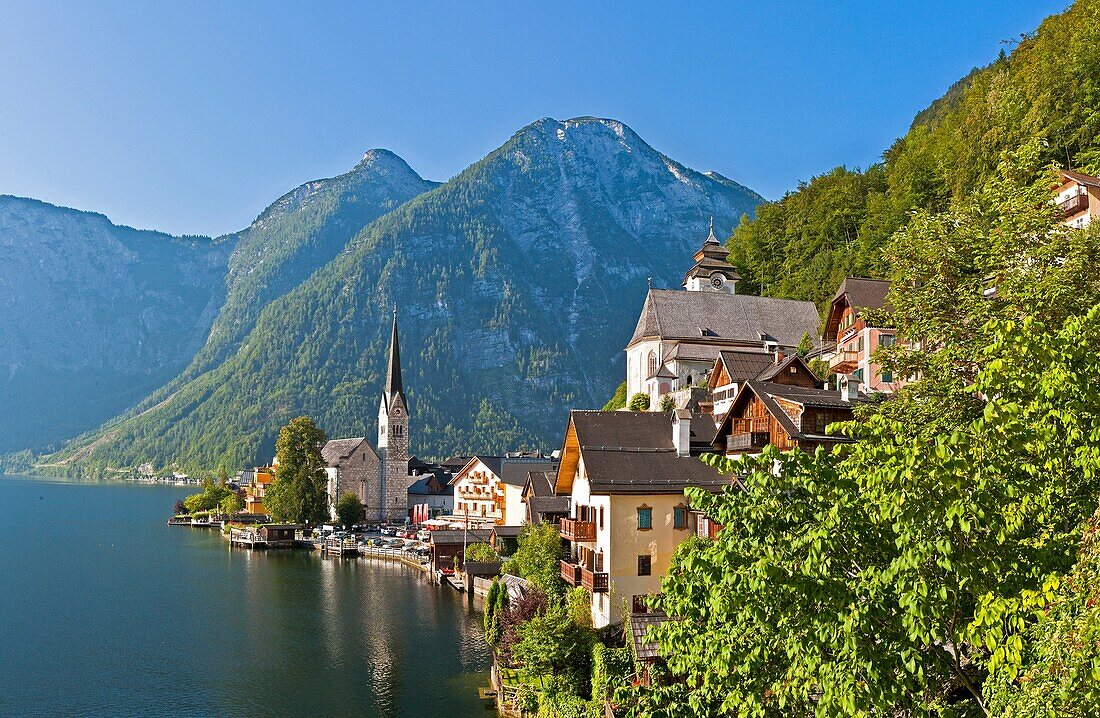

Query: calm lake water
[{"left": 0, "top": 474, "right": 492, "bottom": 717}]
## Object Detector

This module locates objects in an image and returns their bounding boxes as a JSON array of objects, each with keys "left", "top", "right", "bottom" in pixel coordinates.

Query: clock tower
[
  {"left": 682, "top": 218, "right": 739, "bottom": 294},
  {"left": 377, "top": 306, "right": 411, "bottom": 522}
]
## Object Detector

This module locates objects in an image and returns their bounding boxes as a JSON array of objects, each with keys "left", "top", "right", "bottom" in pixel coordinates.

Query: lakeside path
[{"left": 0, "top": 474, "right": 491, "bottom": 718}]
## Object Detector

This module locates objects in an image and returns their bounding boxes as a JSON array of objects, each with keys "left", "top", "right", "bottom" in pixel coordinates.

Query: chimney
[
  {"left": 774, "top": 350, "right": 785, "bottom": 365},
  {"left": 840, "top": 374, "right": 856, "bottom": 402},
  {"left": 673, "top": 409, "right": 692, "bottom": 458}
]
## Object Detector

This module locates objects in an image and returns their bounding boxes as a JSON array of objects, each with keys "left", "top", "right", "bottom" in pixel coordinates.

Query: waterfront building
[
  {"left": 450, "top": 454, "right": 558, "bottom": 526},
  {"left": 624, "top": 225, "right": 820, "bottom": 411},
  {"left": 407, "top": 467, "right": 455, "bottom": 522},
  {"left": 554, "top": 409, "right": 728, "bottom": 628},
  {"left": 428, "top": 529, "right": 492, "bottom": 572},
  {"left": 242, "top": 465, "right": 276, "bottom": 515},
  {"left": 821, "top": 277, "right": 899, "bottom": 393}
]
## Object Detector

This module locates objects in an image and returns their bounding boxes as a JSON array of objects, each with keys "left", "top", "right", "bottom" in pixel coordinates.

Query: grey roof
[
  {"left": 664, "top": 343, "right": 726, "bottom": 363},
  {"left": 756, "top": 354, "right": 818, "bottom": 383},
  {"left": 429, "top": 529, "right": 492, "bottom": 546},
  {"left": 491, "top": 525, "right": 524, "bottom": 538},
  {"left": 629, "top": 612, "right": 669, "bottom": 662},
  {"left": 567, "top": 410, "right": 728, "bottom": 494},
  {"left": 833, "top": 277, "right": 891, "bottom": 312},
  {"left": 383, "top": 308, "right": 406, "bottom": 411},
  {"left": 527, "top": 496, "right": 571, "bottom": 523},
  {"left": 715, "top": 349, "right": 776, "bottom": 383},
  {"left": 321, "top": 437, "right": 375, "bottom": 466},
  {"left": 407, "top": 475, "right": 454, "bottom": 496},
  {"left": 627, "top": 289, "right": 820, "bottom": 350},
  {"left": 499, "top": 458, "right": 558, "bottom": 487},
  {"left": 525, "top": 470, "right": 557, "bottom": 497}
]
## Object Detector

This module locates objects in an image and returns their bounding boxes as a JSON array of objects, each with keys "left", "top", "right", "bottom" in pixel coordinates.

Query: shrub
[
  {"left": 657, "top": 394, "right": 675, "bottom": 412},
  {"left": 627, "top": 393, "right": 650, "bottom": 412}
]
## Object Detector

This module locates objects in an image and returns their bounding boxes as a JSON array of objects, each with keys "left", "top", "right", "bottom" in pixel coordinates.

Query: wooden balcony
[
  {"left": 581, "top": 566, "right": 609, "bottom": 593},
  {"left": 727, "top": 431, "right": 769, "bottom": 452},
  {"left": 560, "top": 517, "right": 596, "bottom": 542},
  {"left": 1061, "top": 192, "right": 1089, "bottom": 217},
  {"left": 829, "top": 350, "right": 860, "bottom": 373},
  {"left": 561, "top": 559, "right": 582, "bottom": 586}
]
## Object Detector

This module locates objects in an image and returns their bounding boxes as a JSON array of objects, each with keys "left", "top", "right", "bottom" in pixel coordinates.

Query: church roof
[
  {"left": 383, "top": 307, "right": 406, "bottom": 411},
  {"left": 684, "top": 219, "right": 740, "bottom": 284},
  {"left": 626, "top": 289, "right": 820, "bottom": 350},
  {"left": 322, "top": 437, "right": 375, "bottom": 466}
]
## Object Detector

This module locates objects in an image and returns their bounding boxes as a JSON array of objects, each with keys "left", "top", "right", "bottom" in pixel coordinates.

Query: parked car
[
  {"left": 380, "top": 528, "right": 395, "bottom": 536},
  {"left": 416, "top": 530, "right": 431, "bottom": 542}
]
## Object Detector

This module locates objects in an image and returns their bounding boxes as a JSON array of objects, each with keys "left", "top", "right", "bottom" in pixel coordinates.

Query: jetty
[{"left": 322, "top": 536, "right": 359, "bottom": 556}]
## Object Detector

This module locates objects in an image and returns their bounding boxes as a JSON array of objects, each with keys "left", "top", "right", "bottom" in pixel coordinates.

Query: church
[
  {"left": 322, "top": 308, "right": 416, "bottom": 523},
  {"left": 624, "top": 221, "right": 821, "bottom": 411}
]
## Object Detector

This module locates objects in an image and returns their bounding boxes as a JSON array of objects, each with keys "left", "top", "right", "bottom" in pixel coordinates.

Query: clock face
[{"left": 710, "top": 274, "right": 725, "bottom": 289}]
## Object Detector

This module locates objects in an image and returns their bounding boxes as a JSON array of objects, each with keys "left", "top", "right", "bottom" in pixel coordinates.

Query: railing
[
  {"left": 829, "top": 350, "right": 860, "bottom": 372},
  {"left": 561, "top": 559, "right": 582, "bottom": 586},
  {"left": 1061, "top": 192, "right": 1089, "bottom": 216},
  {"left": 581, "top": 566, "right": 609, "bottom": 593},
  {"left": 560, "top": 517, "right": 597, "bottom": 542},
  {"left": 727, "top": 431, "right": 770, "bottom": 452}
]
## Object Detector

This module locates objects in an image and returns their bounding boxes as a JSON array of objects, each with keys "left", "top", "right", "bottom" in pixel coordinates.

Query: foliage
[
  {"left": 628, "top": 393, "right": 650, "bottom": 412},
  {"left": 656, "top": 394, "right": 675, "bottom": 413},
  {"left": 464, "top": 541, "right": 499, "bottom": 563},
  {"left": 182, "top": 477, "right": 235, "bottom": 514},
  {"left": 795, "top": 331, "right": 814, "bottom": 357},
  {"left": 500, "top": 587, "right": 549, "bottom": 665},
  {"left": 173, "top": 498, "right": 187, "bottom": 515},
  {"left": 624, "top": 304, "right": 1100, "bottom": 717},
  {"left": 335, "top": 491, "right": 363, "bottom": 527},
  {"left": 219, "top": 491, "right": 243, "bottom": 515},
  {"left": 264, "top": 416, "right": 328, "bottom": 525},
  {"left": 985, "top": 503, "right": 1100, "bottom": 716},
  {"left": 591, "top": 643, "right": 634, "bottom": 702},
  {"left": 504, "top": 523, "right": 565, "bottom": 597},
  {"left": 536, "top": 689, "right": 599, "bottom": 718},
  {"left": 564, "top": 587, "right": 593, "bottom": 629},
  {"left": 512, "top": 604, "right": 596, "bottom": 699},
  {"left": 484, "top": 578, "right": 509, "bottom": 647},
  {"left": 602, "top": 382, "right": 628, "bottom": 411}
]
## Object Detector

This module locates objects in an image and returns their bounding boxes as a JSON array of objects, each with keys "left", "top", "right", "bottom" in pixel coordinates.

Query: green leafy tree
[
  {"left": 219, "top": 492, "right": 243, "bottom": 515},
  {"left": 464, "top": 542, "right": 499, "bottom": 563},
  {"left": 657, "top": 394, "right": 675, "bottom": 413},
  {"left": 626, "top": 305, "right": 1100, "bottom": 717},
  {"left": 512, "top": 603, "right": 595, "bottom": 699},
  {"left": 265, "top": 416, "right": 328, "bottom": 524},
  {"left": 182, "top": 480, "right": 234, "bottom": 514},
  {"left": 504, "top": 523, "right": 565, "bottom": 597},
  {"left": 484, "top": 578, "right": 509, "bottom": 647},
  {"left": 335, "top": 491, "right": 363, "bottom": 528},
  {"left": 602, "top": 381, "right": 628, "bottom": 411},
  {"left": 795, "top": 331, "right": 814, "bottom": 357},
  {"left": 627, "top": 393, "right": 650, "bottom": 412}
]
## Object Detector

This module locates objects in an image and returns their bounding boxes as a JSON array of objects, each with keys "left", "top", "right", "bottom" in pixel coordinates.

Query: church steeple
[
  {"left": 384, "top": 305, "right": 405, "bottom": 410},
  {"left": 683, "top": 217, "right": 739, "bottom": 293}
]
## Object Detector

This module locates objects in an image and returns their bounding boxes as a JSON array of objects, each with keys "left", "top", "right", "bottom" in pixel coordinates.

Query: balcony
[
  {"left": 560, "top": 560, "right": 609, "bottom": 592},
  {"left": 727, "top": 431, "right": 769, "bottom": 452},
  {"left": 829, "top": 350, "right": 860, "bottom": 373},
  {"left": 559, "top": 517, "right": 597, "bottom": 542},
  {"left": 1061, "top": 192, "right": 1089, "bottom": 217}
]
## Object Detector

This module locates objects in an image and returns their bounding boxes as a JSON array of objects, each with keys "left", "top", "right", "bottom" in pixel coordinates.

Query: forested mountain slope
[
  {"left": 0, "top": 197, "right": 232, "bottom": 453},
  {"left": 728, "top": 0, "right": 1100, "bottom": 311},
  {"left": 50, "top": 117, "right": 762, "bottom": 473}
]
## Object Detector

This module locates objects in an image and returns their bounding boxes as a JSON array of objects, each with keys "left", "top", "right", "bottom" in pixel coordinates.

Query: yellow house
[
  {"left": 243, "top": 465, "right": 276, "bottom": 515},
  {"left": 554, "top": 409, "right": 727, "bottom": 628}
]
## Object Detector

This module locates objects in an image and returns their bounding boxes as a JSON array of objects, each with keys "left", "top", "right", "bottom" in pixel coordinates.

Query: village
[{"left": 167, "top": 169, "right": 1100, "bottom": 716}]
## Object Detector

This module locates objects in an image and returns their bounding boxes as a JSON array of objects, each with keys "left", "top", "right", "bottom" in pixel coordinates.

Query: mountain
[
  {"left": 727, "top": 0, "right": 1100, "bottom": 312},
  {"left": 49, "top": 116, "right": 762, "bottom": 473},
  {"left": 0, "top": 197, "right": 232, "bottom": 453}
]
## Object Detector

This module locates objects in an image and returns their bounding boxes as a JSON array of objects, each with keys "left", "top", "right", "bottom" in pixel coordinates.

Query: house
[
  {"left": 554, "top": 409, "right": 730, "bottom": 628},
  {"left": 707, "top": 349, "right": 817, "bottom": 418},
  {"left": 428, "top": 529, "right": 492, "bottom": 572},
  {"left": 450, "top": 454, "right": 558, "bottom": 526},
  {"left": 490, "top": 525, "right": 523, "bottom": 557},
  {"left": 407, "top": 470, "right": 455, "bottom": 523},
  {"left": 522, "top": 470, "right": 571, "bottom": 526},
  {"left": 710, "top": 376, "right": 872, "bottom": 457},
  {"left": 625, "top": 225, "right": 820, "bottom": 410},
  {"left": 321, "top": 308, "right": 418, "bottom": 523},
  {"left": 242, "top": 465, "right": 276, "bottom": 515},
  {"left": 822, "top": 277, "right": 899, "bottom": 393},
  {"left": 259, "top": 523, "right": 301, "bottom": 547},
  {"left": 1056, "top": 169, "right": 1100, "bottom": 229}
]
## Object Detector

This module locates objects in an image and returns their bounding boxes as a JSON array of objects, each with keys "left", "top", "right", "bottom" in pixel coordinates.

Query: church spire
[{"left": 384, "top": 305, "right": 404, "bottom": 408}]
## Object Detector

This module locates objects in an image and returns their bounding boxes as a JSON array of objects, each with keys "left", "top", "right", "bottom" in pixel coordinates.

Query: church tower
[
  {"left": 682, "top": 218, "right": 739, "bottom": 293},
  {"left": 377, "top": 306, "right": 410, "bottom": 522}
]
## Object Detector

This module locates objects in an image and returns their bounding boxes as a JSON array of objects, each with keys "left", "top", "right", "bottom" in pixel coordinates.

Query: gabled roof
[
  {"left": 527, "top": 496, "right": 571, "bottom": 523},
  {"left": 407, "top": 475, "right": 454, "bottom": 496},
  {"left": 556, "top": 410, "right": 728, "bottom": 495},
  {"left": 832, "top": 277, "right": 891, "bottom": 312},
  {"left": 1061, "top": 169, "right": 1100, "bottom": 189},
  {"left": 756, "top": 353, "right": 819, "bottom": 383},
  {"left": 712, "top": 380, "right": 872, "bottom": 449},
  {"left": 627, "top": 289, "right": 820, "bottom": 350},
  {"left": 321, "top": 437, "right": 375, "bottom": 466},
  {"left": 428, "top": 529, "right": 492, "bottom": 545},
  {"left": 524, "top": 470, "right": 557, "bottom": 498},
  {"left": 709, "top": 349, "right": 775, "bottom": 388},
  {"left": 449, "top": 455, "right": 557, "bottom": 488}
]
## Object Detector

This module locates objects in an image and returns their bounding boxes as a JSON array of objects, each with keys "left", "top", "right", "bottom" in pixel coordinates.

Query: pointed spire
[
  {"left": 705, "top": 216, "right": 720, "bottom": 245},
  {"left": 384, "top": 305, "right": 404, "bottom": 407}
]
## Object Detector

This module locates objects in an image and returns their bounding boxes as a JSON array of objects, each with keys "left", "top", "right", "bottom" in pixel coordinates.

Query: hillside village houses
[
  {"left": 1057, "top": 168, "right": 1100, "bottom": 229},
  {"left": 820, "top": 277, "right": 899, "bottom": 394},
  {"left": 449, "top": 454, "right": 559, "bottom": 526}
]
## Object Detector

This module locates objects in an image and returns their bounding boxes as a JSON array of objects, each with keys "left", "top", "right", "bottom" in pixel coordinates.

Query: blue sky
[{"left": 0, "top": 1, "right": 1068, "bottom": 237}]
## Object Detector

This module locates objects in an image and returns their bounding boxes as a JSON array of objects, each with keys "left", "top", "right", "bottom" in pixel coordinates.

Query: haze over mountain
[
  {"left": 0, "top": 197, "right": 232, "bottom": 453},
  {"left": 43, "top": 116, "right": 762, "bottom": 473}
]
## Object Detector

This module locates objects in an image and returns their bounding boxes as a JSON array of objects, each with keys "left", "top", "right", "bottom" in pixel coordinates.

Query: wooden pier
[{"left": 322, "top": 537, "right": 359, "bottom": 556}]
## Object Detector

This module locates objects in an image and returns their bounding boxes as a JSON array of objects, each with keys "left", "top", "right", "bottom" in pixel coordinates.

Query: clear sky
[{"left": 0, "top": 1, "right": 1068, "bottom": 237}]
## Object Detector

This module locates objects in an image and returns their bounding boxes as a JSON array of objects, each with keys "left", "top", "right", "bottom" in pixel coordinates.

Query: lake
[{"left": 0, "top": 474, "right": 492, "bottom": 717}]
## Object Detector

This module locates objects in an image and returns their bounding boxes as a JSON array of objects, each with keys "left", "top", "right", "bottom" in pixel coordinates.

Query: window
[
  {"left": 632, "top": 595, "right": 651, "bottom": 614},
  {"left": 857, "top": 336, "right": 864, "bottom": 353},
  {"left": 638, "top": 555, "right": 651, "bottom": 576},
  {"left": 647, "top": 351, "right": 658, "bottom": 377},
  {"left": 637, "top": 504, "right": 652, "bottom": 531},
  {"left": 598, "top": 506, "right": 604, "bottom": 529},
  {"left": 879, "top": 333, "right": 896, "bottom": 348},
  {"left": 880, "top": 369, "right": 894, "bottom": 383},
  {"left": 673, "top": 504, "right": 687, "bottom": 530}
]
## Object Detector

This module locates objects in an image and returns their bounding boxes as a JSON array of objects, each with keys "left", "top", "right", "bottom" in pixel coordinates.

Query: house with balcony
[
  {"left": 711, "top": 376, "right": 872, "bottom": 458},
  {"left": 242, "top": 465, "right": 276, "bottom": 515},
  {"left": 1056, "top": 169, "right": 1100, "bottom": 229},
  {"left": 625, "top": 225, "right": 821, "bottom": 411},
  {"left": 822, "top": 277, "right": 899, "bottom": 393},
  {"left": 553, "top": 409, "right": 729, "bottom": 628},
  {"left": 707, "top": 350, "right": 820, "bottom": 419},
  {"left": 450, "top": 454, "right": 558, "bottom": 526}
]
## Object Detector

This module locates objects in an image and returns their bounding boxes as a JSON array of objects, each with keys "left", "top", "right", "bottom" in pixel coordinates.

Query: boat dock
[{"left": 322, "top": 537, "right": 359, "bottom": 556}]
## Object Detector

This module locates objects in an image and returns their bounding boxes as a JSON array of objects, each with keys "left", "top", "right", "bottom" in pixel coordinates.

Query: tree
[
  {"left": 465, "top": 542, "right": 499, "bottom": 563},
  {"left": 512, "top": 602, "right": 595, "bottom": 698},
  {"left": 795, "top": 331, "right": 814, "bottom": 357},
  {"left": 182, "top": 480, "right": 233, "bottom": 514},
  {"left": 265, "top": 416, "right": 329, "bottom": 524},
  {"left": 504, "top": 523, "right": 565, "bottom": 597},
  {"left": 484, "top": 578, "right": 510, "bottom": 647},
  {"left": 657, "top": 394, "right": 675, "bottom": 413},
  {"left": 173, "top": 498, "right": 187, "bottom": 516},
  {"left": 335, "top": 491, "right": 363, "bottom": 528},
  {"left": 603, "top": 381, "right": 628, "bottom": 411},
  {"left": 626, "top": 306, "right": 1100, "bottom": 717},
  {"left": 219, "top": 492, "right": 243, "bottom": 515},
  {"left": 628, "top": 393, "right": 650, "bottom": 412}
]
